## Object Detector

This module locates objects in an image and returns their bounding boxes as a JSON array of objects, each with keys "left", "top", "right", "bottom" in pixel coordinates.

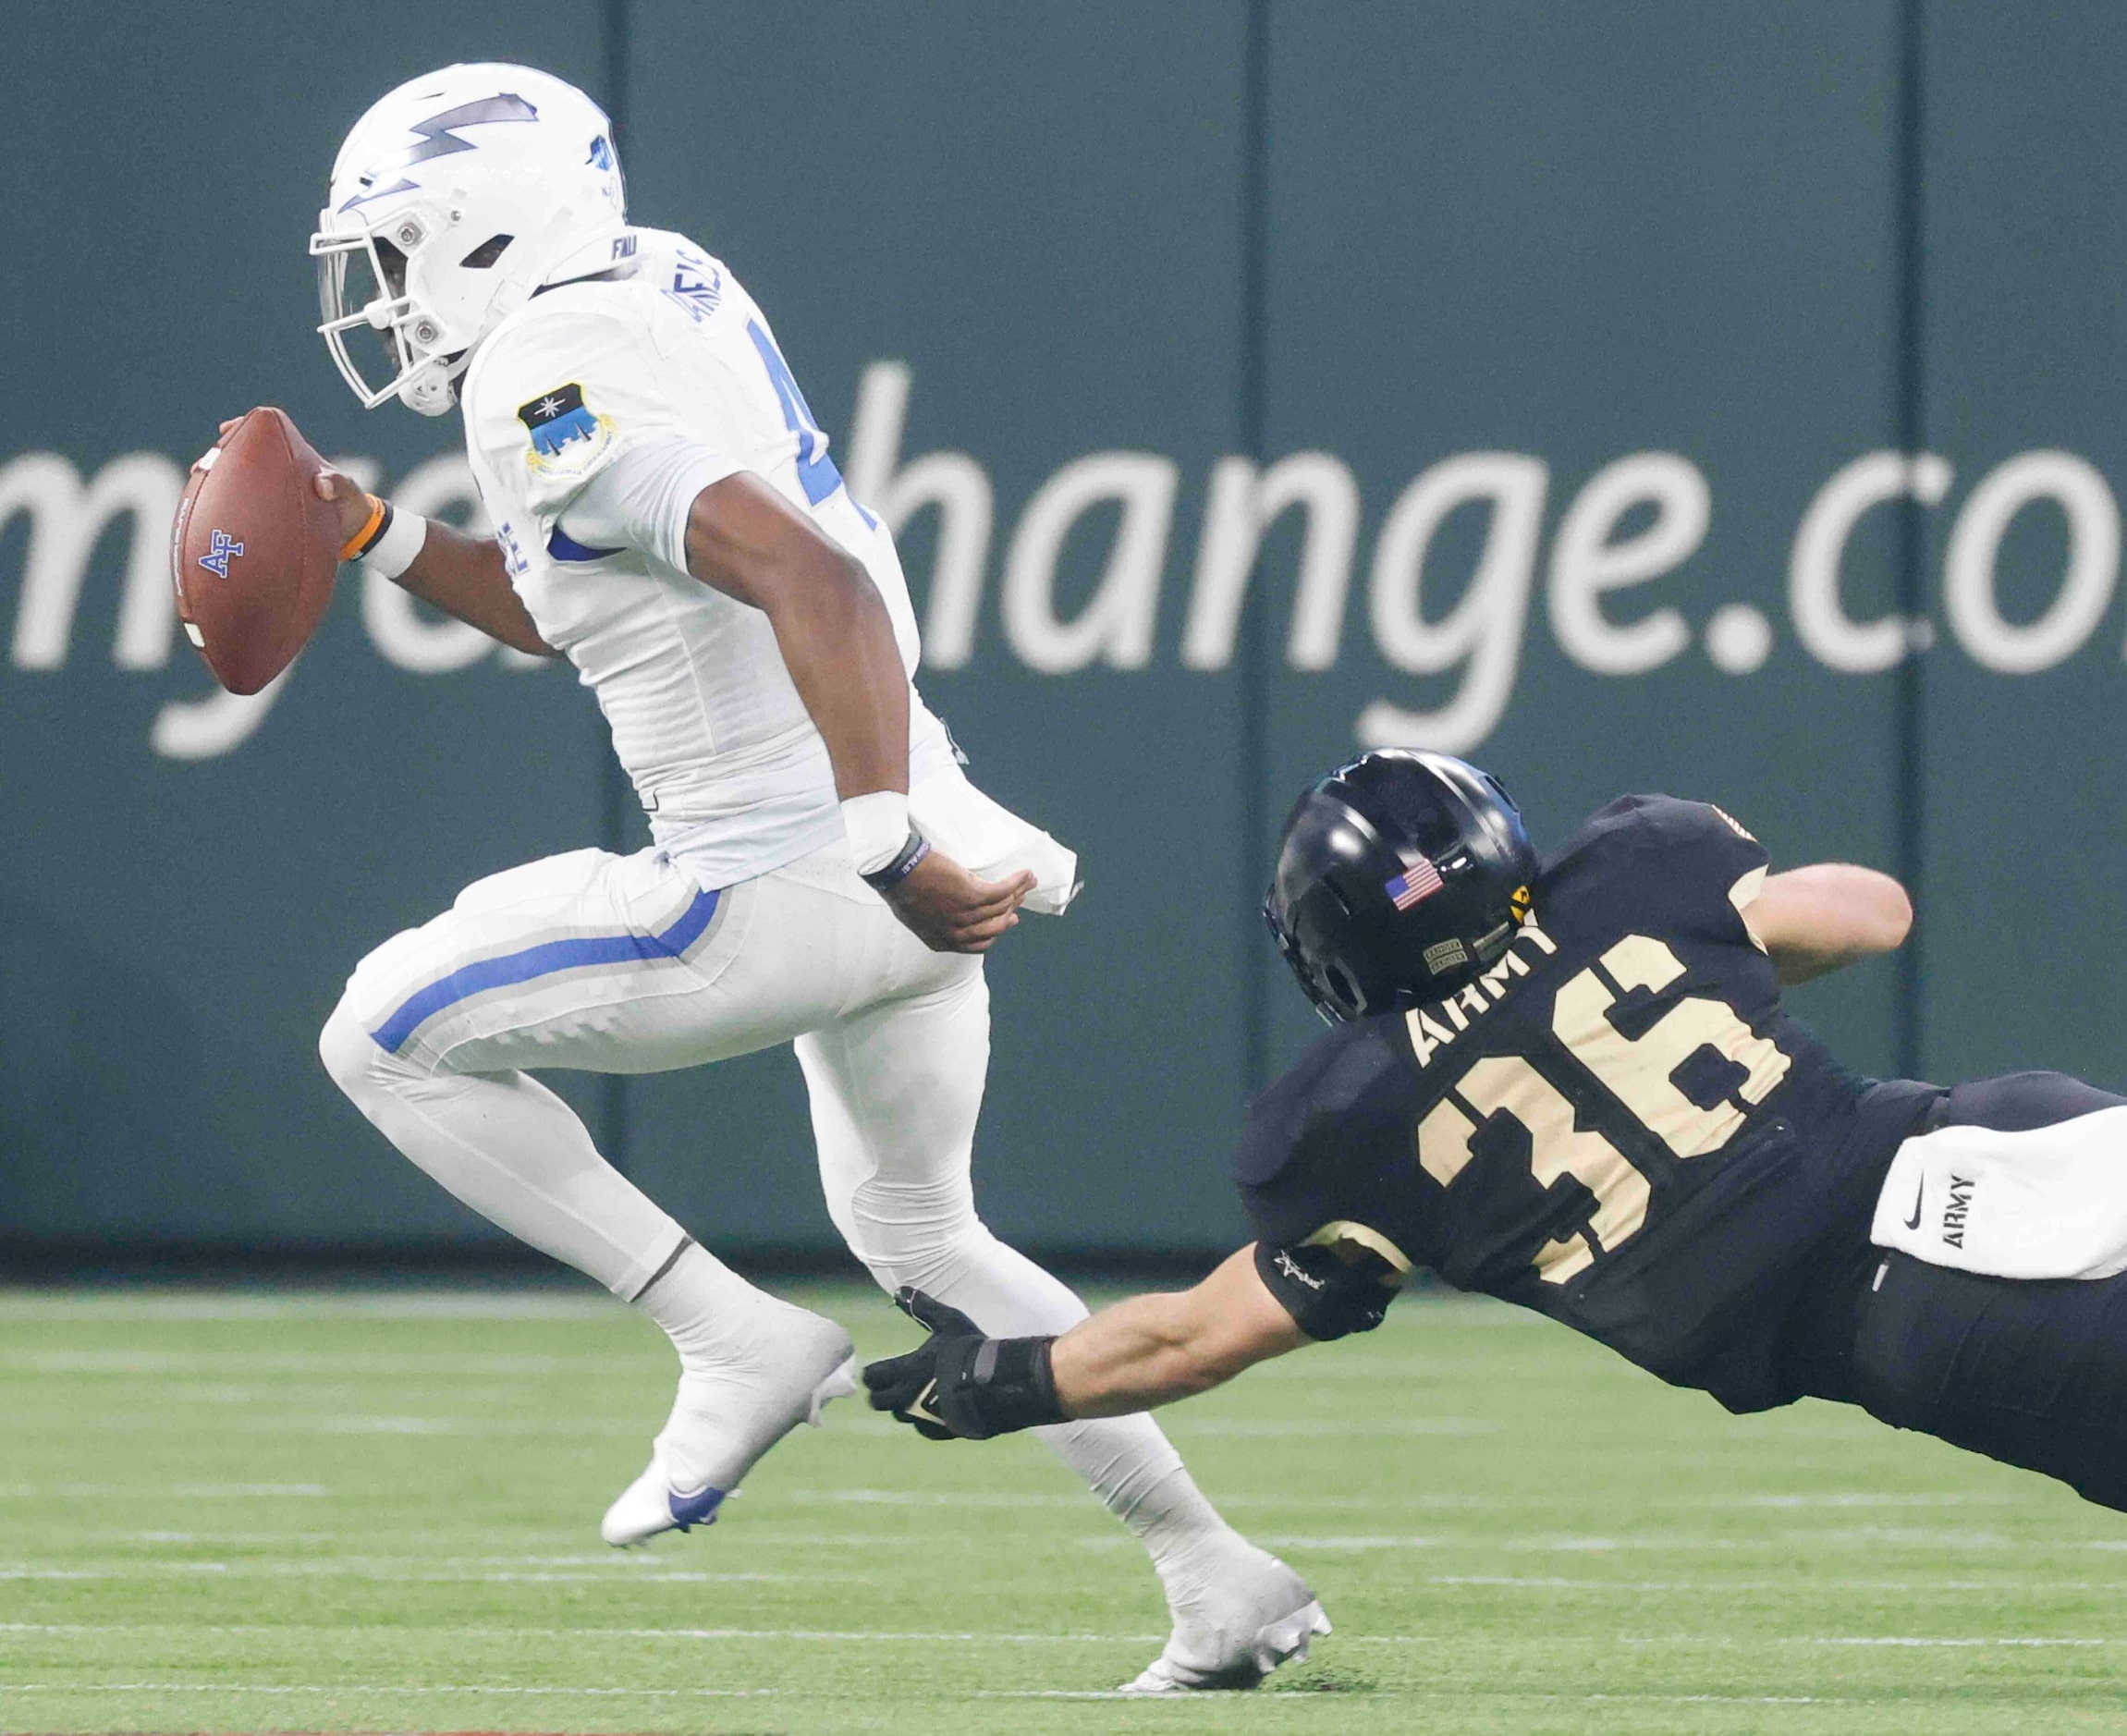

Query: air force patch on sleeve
[{"left": 517, "top": 383, "right": 613, "bottom": 475}]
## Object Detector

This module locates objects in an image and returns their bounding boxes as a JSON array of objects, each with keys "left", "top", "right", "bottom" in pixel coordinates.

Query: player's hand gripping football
[
  {"left": 862, "top": 1287, "right": 1064, "bottom": 1440},
  {"left": 212, "top": 417, "right": 374, "bottom": 546},
  {"left": 882, "top": 855, "right": 1036, "bottom": 955}
]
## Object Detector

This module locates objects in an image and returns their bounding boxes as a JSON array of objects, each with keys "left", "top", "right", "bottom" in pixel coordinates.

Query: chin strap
[{"left": 397, "top": 361, "right": 459, "bottom": 418}]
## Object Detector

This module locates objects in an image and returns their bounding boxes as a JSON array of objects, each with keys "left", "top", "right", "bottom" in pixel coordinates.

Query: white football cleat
[
  {"left": 601, "top": 1302, "right": 856, "bottom": 1547},
  {"left": 1119, "top": 1544, "right": 1331, "bottom": 1693}
]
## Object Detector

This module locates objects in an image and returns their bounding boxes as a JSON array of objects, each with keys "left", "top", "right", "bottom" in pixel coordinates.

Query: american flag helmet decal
[{"left": 1384, "top": 855, "right": 1444, "bottom": 911}]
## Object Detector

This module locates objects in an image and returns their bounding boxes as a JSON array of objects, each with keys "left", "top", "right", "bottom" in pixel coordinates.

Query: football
[{"left": 169, "top": 406, "right": 341, "bottom": 694}]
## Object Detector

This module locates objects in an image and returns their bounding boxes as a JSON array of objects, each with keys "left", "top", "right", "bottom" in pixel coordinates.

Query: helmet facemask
[{"left": 312, "top": 207, "right": 466, "bottom": 417}]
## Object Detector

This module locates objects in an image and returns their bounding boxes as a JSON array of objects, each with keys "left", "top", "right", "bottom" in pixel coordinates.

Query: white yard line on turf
[
  {"left": 615, "top": 1627, "right": 1165, "bottom": 1644},
  {"left": 7, "top": 1619, "right": 2117, "bottom": 1649},
  {"left": 778, "top": 1488, "right": 1094, "bottom": 1508},
  {"left": 1256, "top": 1530, "right": 2024, "bottom": 1552},
  {"left": 0, "top": 1292, "right": 624, "bottom": 1320},
  {"left": 0, "top": 1417, "right": 641, "bottom": 1437},
  {"left": 0, "top": 1566, "right": 848, "bottom": 1583},
  {"left": 982, "top": 1691, "right": 1840, "bottom": 1705},
  {"left": 1586, "top": 1694, "right": 1828, "bottom": 1705},
  {"left": 1724, "top": 1492, "right": 2028, "bottom": 1508},
  {"left": 1534, "top": 1633, "right": 2121, "bottom": 1649},
  {"left": 1170, "top": 1418, "right": 1498, "bottom": 1436},
  {"left": 0, "top": 1683, "right": 773, "bottom": 1697},
  {"left": 2, "top": 1350, "right": 629, "bottom": 1373},
  {"left": 4, "top": 1548, "right": 912, "bottom": 1570},
  {"left": 777, "top": 1485, "right": 1818, "bottom": 1514},
  {"left": 1423, "top": 1573, "right": 2127, "bottom": 1593},
  {"left": 0, "top": 1484, "right": 331, "bottom": 1498},
  {"left": 92, "top": 1533, "right": 338, "bottom": 1547},
  {"left": 0, "top": 1623, "right": 1167, "bottom": 1644},
  {"left": 1807, "top": 1635, "right": 2116, "bottom": 1646}
]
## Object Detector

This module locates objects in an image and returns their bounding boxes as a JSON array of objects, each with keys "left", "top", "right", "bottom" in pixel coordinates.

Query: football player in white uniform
[{"left": 292, "top": 64, "right": 1327, "bottom": 1691}]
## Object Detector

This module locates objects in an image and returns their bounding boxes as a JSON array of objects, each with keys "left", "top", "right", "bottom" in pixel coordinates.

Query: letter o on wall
[{"left": 1943, "top": 450, "right": 2120, "bottom": 675}]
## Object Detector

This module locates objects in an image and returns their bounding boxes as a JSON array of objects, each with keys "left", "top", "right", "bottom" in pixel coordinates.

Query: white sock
[
  {"left": 636, "top": 1241, "right": 847, "bottom": 1492},
  {"left": 636, "top": 1239, "right": 788, "bottom": 1374},
  {"left": 1039, "top": 1423, "right": 1237, "bottom": 1588}
]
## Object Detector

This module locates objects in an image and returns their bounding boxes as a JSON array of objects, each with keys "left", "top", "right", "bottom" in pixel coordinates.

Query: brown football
[{"left": 170, "top": 407, "right": 341, "bottom": 694}]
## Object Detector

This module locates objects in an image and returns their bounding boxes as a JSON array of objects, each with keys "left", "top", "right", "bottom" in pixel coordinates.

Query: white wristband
[
  {"left": 841, "top": 790, "right": 911, "bottom": 875},
  {"left": 362, "top": 503, "right": 429, "bottom": 581}
]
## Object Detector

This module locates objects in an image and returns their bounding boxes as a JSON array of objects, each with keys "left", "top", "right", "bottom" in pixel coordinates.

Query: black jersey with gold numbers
[{"left": 1236, "top": 795, "right": 1942, "bottom": 1414}]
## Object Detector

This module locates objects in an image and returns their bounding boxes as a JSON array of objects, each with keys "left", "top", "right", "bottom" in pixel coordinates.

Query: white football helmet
[{"left": 311, "top": 64, "right": 629, "bottom": 417}]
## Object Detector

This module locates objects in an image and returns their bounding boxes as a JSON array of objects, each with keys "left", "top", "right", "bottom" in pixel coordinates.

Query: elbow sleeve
[{"left": 1253, "top": 1241, "right": 1395, "bottom": 1341}]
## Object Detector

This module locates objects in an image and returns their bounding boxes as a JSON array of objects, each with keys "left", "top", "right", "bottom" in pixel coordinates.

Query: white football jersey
[{"left": 460, "top": 227, "right": 954, "bottom": 886}]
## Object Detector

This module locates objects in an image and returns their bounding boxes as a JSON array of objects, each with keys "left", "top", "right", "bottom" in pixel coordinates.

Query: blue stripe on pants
[{"left": 369, "top": 886, "right": 722, "bottom": 1056}]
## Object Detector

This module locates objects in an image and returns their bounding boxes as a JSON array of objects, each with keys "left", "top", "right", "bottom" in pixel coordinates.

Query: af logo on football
[{"left": 197, "top": 529, "right": 245, "bottom": 580}]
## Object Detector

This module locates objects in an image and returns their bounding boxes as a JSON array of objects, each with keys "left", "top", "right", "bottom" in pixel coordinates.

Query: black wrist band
[
  {"left": 348, "top": 498, "right": 397, "bottom": 560},
  {"left": 965, "top": 1334, "right": 1065, "bottom": 1436},
  {"left": 861, "top": 829, "right": 932, "bottom": 892},
  {"left": 1023, "top": 1335, "right": 1063, "bottom": 1425}
]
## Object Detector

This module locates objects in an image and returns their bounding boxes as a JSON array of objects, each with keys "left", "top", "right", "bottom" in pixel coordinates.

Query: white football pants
[{"left": 316, "top": 837, "right": 1195, "bottom": 1525}]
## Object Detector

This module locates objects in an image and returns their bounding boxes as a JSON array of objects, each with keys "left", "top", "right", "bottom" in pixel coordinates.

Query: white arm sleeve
[{"left": 560, "top": 435, "right": 739, "bottom": 576}]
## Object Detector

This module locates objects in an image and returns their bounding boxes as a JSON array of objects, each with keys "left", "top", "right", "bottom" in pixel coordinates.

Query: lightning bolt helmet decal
[
  {"left": 389, "top": 92, "right": 540, "bottom": 168},
  {"left": 339, "top": 92, "right": 541, "bottom": 211}
]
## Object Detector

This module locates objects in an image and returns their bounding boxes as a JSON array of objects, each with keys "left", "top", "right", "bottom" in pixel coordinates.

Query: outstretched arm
[
  {"left": 1742, "top": 863, "right": 1912, "bottom": 985},
  {"left": 1049, "top": 1246, "right": 1314, "bottom": 1416},
  {"left": 862, "top": 1247, "right": 1314, "bottom": 1439}
]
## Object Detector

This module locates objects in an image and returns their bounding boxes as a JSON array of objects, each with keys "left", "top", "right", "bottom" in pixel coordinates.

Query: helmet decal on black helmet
[
  {"left": 1264, "top": 750, "right": 1540, "bottom": 1022},
  {"left": 1422, "top": 938, "right": 1469, "bottom": 977},
  {"left": 1384, "top": 855, "right": 1444, "bottom": 911}
]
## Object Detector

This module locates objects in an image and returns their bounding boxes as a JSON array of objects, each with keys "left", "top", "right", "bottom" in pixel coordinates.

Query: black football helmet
[{"left": 1265, "top": 749, "right": 1539, "bottom": 1022}]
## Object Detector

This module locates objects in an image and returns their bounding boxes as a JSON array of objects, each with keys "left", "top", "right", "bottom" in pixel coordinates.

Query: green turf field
[{"left": 4, "top": 1281, "right": 2127, "bottom": 1734}]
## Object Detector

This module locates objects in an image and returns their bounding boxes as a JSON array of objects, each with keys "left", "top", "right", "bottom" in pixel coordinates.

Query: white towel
[
  {"left": 908, "top": 764, "right": 1082, "bottom": 916},
  {"left": 1870, "top": 1105, "right": 2127, "bottom": 1280}
]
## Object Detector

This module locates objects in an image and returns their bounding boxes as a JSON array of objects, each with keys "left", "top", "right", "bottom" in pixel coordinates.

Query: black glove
[{"left": 861, "top": 1287, "right": 1065, "bottom": 1440}]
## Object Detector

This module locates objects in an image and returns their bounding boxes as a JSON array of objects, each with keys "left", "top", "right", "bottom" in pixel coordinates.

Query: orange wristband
[{"left": 338, "top": 494, "right": 388, "bottom": 562}]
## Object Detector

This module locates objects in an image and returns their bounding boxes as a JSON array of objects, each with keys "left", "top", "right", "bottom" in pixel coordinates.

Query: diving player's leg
[
  {"left": 1854, "top": 1252, "right": 2127, "bottom": 1510},
  {"left": 796, "top": 957, "right": 1328, "bottom": 1692},
  {"left": 318, "top": 846, "right": 858, "bottom": 1536},
  {"left": 1850, "top": 1070, "right": 2127, "bottom": 1511}
]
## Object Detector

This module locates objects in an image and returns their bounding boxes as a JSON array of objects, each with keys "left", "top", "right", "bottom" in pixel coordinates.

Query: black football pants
[{"left": 1847, "top": 1071, "right": 2127, "bottom": 1512}]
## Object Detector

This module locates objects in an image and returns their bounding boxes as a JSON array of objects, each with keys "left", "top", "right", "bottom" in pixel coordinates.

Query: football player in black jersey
[{"left": 866, "top": 750, "right": 2127, "bottom": 1515}]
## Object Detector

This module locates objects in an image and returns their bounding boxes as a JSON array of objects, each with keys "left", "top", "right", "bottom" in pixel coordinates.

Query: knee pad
[
  {"left": 825, "top": 1167, "right": 980, "bottom": 1278},
  {"left": 850, "top": 1216, "right": 1090, "bottom": 1339},
  {"left": 846, "top": 1213, "right": 992, "bottom": 1299}
]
